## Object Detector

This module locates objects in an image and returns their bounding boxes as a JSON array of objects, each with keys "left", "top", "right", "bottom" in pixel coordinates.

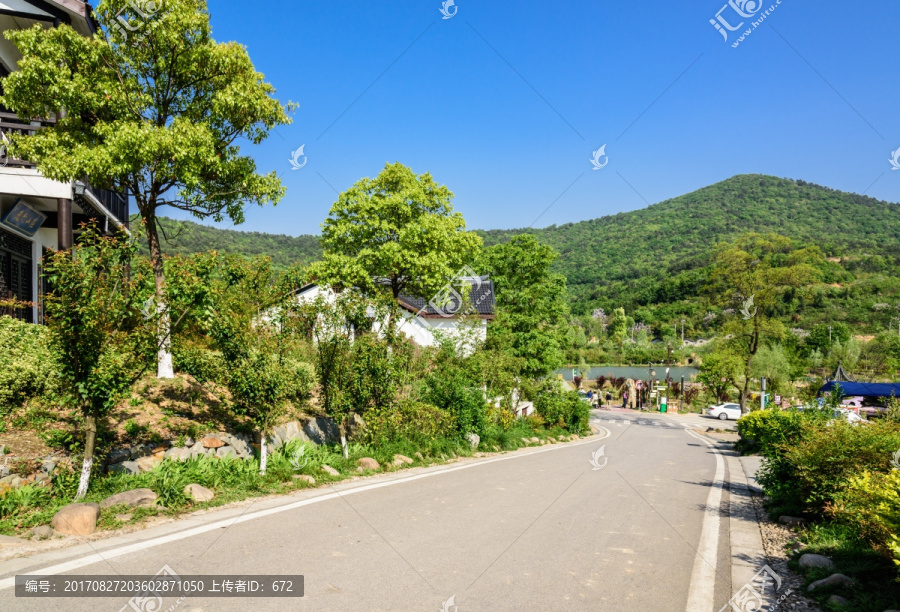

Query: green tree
[
  {"left": 1, "top": 0, "right": 292, "bottom": 379},
  {"left": 749, "top": 345, "right": 792, "bottom": 393},
  {"left": 807, "top": 322, "right": 851, "bottom": 355},
  {"left": 707, "top": 234, "right": 822, "bottom": 412},
  {"left": 697, "top": 346, "right": 744, "bottom": 402},
  {"left": 481, "top": 235, "right": 570, "bottom": 379},
  {"left": 43, "top": 227, "right": 155, "bottom": 498},
  {"left": 310, "top": 162, "right": 482, "bottom": 331},
  {"left": 609, "top": 308, "right": 629, "bottom": 346}
]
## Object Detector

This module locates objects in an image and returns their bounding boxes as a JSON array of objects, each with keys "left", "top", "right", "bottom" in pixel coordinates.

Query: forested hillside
[{"left": 140, "top": 175, "right": 900, "bottom": 333}]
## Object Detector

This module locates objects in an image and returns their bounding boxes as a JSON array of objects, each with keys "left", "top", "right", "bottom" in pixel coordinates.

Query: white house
[
  {"left": 0, "top": 1, "right": 130, "bottom": 324},
  {"left": 294, "top": 275, "right": 496, "bottom": 354}
]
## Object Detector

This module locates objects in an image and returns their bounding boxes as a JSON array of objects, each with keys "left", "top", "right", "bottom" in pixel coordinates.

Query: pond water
[{"left": 556, "top": 366, "right": 700, "bottom": 382}]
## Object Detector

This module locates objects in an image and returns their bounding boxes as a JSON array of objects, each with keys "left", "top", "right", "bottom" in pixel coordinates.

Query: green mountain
[{"left": 138, "top": 175, "right": 900, "bottom": 332}]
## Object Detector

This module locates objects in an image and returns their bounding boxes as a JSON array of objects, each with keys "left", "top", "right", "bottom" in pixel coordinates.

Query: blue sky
[{"left": 174, "top": 0, "right": 900, "bottom": 236}]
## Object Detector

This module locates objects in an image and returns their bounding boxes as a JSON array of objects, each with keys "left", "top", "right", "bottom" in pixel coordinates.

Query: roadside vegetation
[{"left": 736, "top": 398, "right": 900, "bottom": 611}]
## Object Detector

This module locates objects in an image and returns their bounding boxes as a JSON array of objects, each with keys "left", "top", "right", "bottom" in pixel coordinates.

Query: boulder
[
  {"left": 201, "top": 437, "right": 225, "bottom": 449},
  {"left": 51, "top": 503, "right": 100, "bottom": 536},
  {"left": 106, "top": 448, "right": 130, "bottom": 465},
  {"left": 216, "top": 446, "right": 237, "bottom": 460},
  {"left": 0, "top": 465, "right": 8, "bottom": 479},
  {"left": 107, "top": 461, "right": 140, "bottom": 475},
  {"left": 136, "top": 455, "right": 162, "bottom": 472},
  {"left": 40, "top": 459, "right": 57, "bottom": 475},
  {"left": 828, "top": 595, "right": 850, "bottom": 607},
  {"left": 164, "top": 447, "right": 191, "bottom": 462},
  {"left": 321, "top": 465, "right": 340, "bottom": 476},
  {"left": 129, "top": 443, "right": 154, "bottom": 460},
  {"left": 229, "top": 433, "right": 253, "bottom": 457},
  {"left": 530, "top": 437, "right": 540, "bottom": 444},
  {"left": 414, "top": 452, "right": 424, "bottom": 461},
  {"left": 100, "top": 488, "right": 158, "bottom": 509},
  {"left": 303, "top": 418, "right": 341, "bottom": 445},
  {"left": 808, "top": 573, "right": 855, "bottom": 592},
  {"left": 465, "top": 433, "right": 480, "bottom": 449},
  {"left": 357, "top": 457, "right": 380, "bottom": 471},
  {"left": 272, "top": 421, "right": 310, "bottom": 449},
  {"left": 521, "top": 437, "right": 531, "bottom": 445},
  {"left": 30, "top": 525, "right": 55, "bottom": 540},
  {"left": 392, "top": 454, "right": 414, "bottom": 466},
  {"left": 799, "top": 553, "right": 836, "bottom": 571},
  {"left": 293, "top": 475, "right": 315, "bottom": 485},
  {"left": 184, "top": 483, "right": 214, "bottom": 503},
  {"left": 779, "top": 515, "right": 804, "bottom": 527}
]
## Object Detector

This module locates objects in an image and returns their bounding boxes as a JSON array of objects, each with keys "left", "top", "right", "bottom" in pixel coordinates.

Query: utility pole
[
  {"left": 829, "top": 325, "right": 833, "bottom": 344},
  {"left": 681, "top": 319, "right": 685, "bottom": 344},
  {"left": 761, "top": 377, "right": 767, "bottom": 411}
]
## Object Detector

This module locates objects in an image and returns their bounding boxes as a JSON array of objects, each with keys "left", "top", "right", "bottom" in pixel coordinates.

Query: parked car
[{"left": 707, "top": 403, "right": 742, "bottom": 420}]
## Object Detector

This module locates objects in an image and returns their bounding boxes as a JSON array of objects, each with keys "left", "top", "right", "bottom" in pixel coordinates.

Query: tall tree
[
  {"left": 1, "top": 0, "right": 292, "bottom": 378},
  {"left": 481, "top": 235, "right": 570, "bottom": 379},
  {"left": 707, "top": 234, "right": 823, "bottom": 412},
  {"left": 310, "top": 162, "right": 482, "bottom": 330},
  {"left": 43, "top": 227, "right": 155, "bottom": 499}
]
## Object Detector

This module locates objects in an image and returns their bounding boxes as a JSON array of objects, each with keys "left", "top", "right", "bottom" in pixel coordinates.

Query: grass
[
  {"left": 791, "top": 522, "right": 900, "bottom": 612},
  {"left": 0, "top": 424, "right": 583, "bottom": 538}
]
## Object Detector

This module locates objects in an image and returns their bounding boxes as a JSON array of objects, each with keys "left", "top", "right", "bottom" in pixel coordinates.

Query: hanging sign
[{"left": 1, "top": 200, "right": 45, "bottom": 237}]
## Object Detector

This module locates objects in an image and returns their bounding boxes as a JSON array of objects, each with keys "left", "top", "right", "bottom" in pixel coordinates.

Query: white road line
[
  {"left": 0, "top": 426, "right": 612, "bottom": 590},
  {"left": 684, "top": 428, "right": 726, "bottom": 612}
]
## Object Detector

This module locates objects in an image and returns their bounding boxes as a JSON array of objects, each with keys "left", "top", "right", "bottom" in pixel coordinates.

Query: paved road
[{"left": 0, "top": 411, "right": 739, "bottom": 611}]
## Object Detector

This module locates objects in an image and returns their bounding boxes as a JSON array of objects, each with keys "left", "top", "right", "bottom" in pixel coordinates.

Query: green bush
[
  {"left": 423, "top": 371, "right": 487, "bottom": 436},
  {"left": 364, "top": 401, "right": 457, "bottom": 445},
  {"left": 760, "top": 421, "right": 900, "bottom": 519},
  {"left": 173, "top": 342, "right": 227, "bottom": 385},
  {"left": 736, "top": 408, "right": 829, "bottom": 457},
  {"left": 534, "top": 389, "right": 590, "bottom": 432},
  {"left": 0, "top": 316, "right": 55, "bottom": 412},
  {"left": 830, "top": 470, "right": 900, "bottom": 559}
]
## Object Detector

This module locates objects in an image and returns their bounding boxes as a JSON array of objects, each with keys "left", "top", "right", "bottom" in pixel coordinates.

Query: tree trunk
[
  {"left": 74, "top": 408, "right": 97, "bottom": 500},
  {"left": 145, "top": 214, "right": 174, "bottom": 379},
  {"left": 259, "top": 431, "right": 268, "bottom": 476}
]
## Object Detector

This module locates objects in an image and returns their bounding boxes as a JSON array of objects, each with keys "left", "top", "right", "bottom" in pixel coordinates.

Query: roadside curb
[{"left": 725, "top": 453, "right": 770, "bottom": 603}]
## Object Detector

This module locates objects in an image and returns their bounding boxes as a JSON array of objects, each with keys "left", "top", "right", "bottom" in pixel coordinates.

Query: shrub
[
  {"left": 0, "top": 316, "right": 55, "bottom": 412},
  {"left": 534, "top": 389, "right": 590, "bottom": 432},
  {"left": 173, "top": 342, "right": 227, "bottom": 385},
  {"left": 364, "top": 401, "right": 457, "bottom": 445},
  {"left": 762, "top": 421, "right": 900, "bottom": 519},
  {"left": 830, "top": 469, "right": 900, "bottom": 557},
  {"left": 736, "top": 408, "right": 829, "bottom": 457},
  {"left": 424, "top": 371, "right": 487, "bottom": 436}
]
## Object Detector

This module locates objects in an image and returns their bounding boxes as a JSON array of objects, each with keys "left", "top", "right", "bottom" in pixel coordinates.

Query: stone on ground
[
  {"left": 828, "top": 595, "right": 850, "bottom": 607},
  {"left": 392, "top": 454, "right": 414, "bottom": 466},
  {"left": 30, "top": 525, "right": 55, "bottom": 540},
  {"left": 357, "top": 457, "right": 380, "bottom": 471},
  {"left": 107, "top": 461, "right": 140, "bottom": 475},
  {"left": 201, "top": 436, "right": 225, "bottom": 449},
  {"left": 136, "top": 455, "right": 162, "bottom": 472},
  {"left": 293, "top": 475, "right": 315, "bottom": 485},
  {"left": 164, "top": 447, "right": 191, "bottom": 462},
  {"left": 779, "top": 515, "right": 804, "bottom": 527},
  {"left": 51, "top": 503, "right": 101, "bottom": 536},
  {"left": 799, "top": 553, "right": 835, "bottom": 570},
  {"left": 530, "top": 437, "right": 540, "bottom": 443},
  {"left": 808, "top": 573, "right": 855, "bottom": 592},
  {"left": 100, "top": 488, "right": 158, "bottom": 509},
  {"left": 321, "top": 465, "right": 340, "bottom": 476},
  {"left": 184, "top": 483, "right": 214, "bottom": 503}
]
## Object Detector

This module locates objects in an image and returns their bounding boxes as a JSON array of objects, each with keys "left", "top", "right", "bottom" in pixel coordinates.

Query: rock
[
  {"left": 272, "top": 421, "right": 310, "bottom": 449},
  {"left": 115, "top": 514, "right": 132, "bottom": 522},
  {"left": 100, "top": 488, "right": 158, "bottom": 509},
  {"left": 201, "top": 437, "right": 224, "bottom": 449},
  {"left": 799, "top": 553, "right": 836, "bottom": 571},
  {"left": 151, "top": 447, "right": 167, "bottom": 460},
  {"left": 51, "top": 503, "right": 101, "bottom": 536},
  {"left": 828, "top": 595, "right": 850, "bottom": 607},
  {"left": 228, "top": 434, "right": 252, "bottom": 457},
  {"left": 357, "top": 457, "right": 380, "bottom": 471},
  {"left": 293, "top": 475, "right": 315, "bottom": 485},
  {"left": 465, "top": 433, "right": 480, "bottom": 449},
  {"left": 129, "top": 443, "right": 154, "bottom": 460},
  {"left": 30, "top": 525, "right": 55, "bottom": 540},
  {"left": 107, "top": 461, "right": 140, "bottom": 475},
  {"left": 40, "top": 460, "right": 57, "bottom": 475},
  {"left": 392, "top": 454, "right": 414, "bottom": 466},
  {"left": 9, "top": 476, "right": 22, "bottom": 488},
  {"left": 0, "top": 466, "right": 8, "bottom": 479},
  {"left": 184, "top": 484, "right": 214, "bottom": 503},
  {"left": 107, "top": 448, "right": 131, "bottom": 465},
  {"left": 779, "top": 515, "right": 804, "bottom": 527},
  {"left": 414, "top": 452, "right": 424, "bottom": 461},
  {"left": 521, "top": 437, "right": 531, "bottom": 445},
  {"left": 303, "top": 418, "right": 341, "bottom": 445},
  {"left": 216, "top": 446, "right": 237, "bottom": 460},
  {"left": 808, "top": 573, "right": 855, "bottom": 592},
  {"left": 136, "top": 455, "right": 162, "bottom": 472},
  {"left": 530, "top": 437, "right": 540, "bottom": 443},
  {"left": 164, "top": 447, "right": 191, "bottom": 462},
  {"left": 321, "top": 465, "right": 340, "bottom": 476}
]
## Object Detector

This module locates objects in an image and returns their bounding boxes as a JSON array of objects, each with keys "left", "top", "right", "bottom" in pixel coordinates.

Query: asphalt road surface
[{"left": 0, "top": 411, "right": 739, "bottom": 611}]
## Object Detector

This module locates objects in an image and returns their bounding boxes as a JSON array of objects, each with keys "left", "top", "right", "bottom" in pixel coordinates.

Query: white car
[{"left": 707, "top": 403, "right": 742, "bottom": 421}]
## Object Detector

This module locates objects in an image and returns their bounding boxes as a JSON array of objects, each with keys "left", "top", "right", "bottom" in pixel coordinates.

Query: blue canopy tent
[{"left": 818, "top": 381, "right": 900, "bottom": 399}]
